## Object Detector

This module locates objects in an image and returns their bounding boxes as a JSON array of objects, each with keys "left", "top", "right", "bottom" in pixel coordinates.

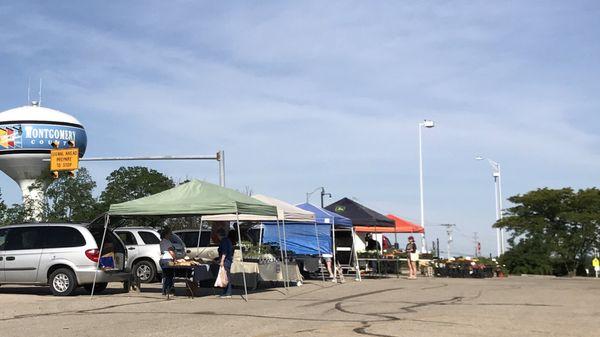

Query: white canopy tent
[
  {"left": 203, "top": 194, "right": 318, "bottom": 288},
  {"left": 207, "top": 194, "right": 325, "bottom": 286},
  {"left": 252, "top": 195, "right": 331, "bottom": 283}
]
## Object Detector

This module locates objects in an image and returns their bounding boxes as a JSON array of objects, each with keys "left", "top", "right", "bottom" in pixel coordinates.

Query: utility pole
[
  {"left": 473, "top": 232, "right": 479, "bottom": 257},
  {"left": 440, "top": 224, "right": 456, "bottom": 259}
]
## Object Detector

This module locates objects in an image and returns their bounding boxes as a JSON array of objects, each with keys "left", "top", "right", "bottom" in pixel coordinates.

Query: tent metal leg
[
  {"left": 352, "top": 228, "right": 361, "bottom": 281},
  {"left": 275, "top": 218, "right": 287, "bottom": 291},
  {"left": 332, "top": 219, "right": 337, "bottom": 281},
  {"left": 394, "top": 232, "right": 399, "bottom": 278},
  {"left": 90, "top": 214, "right": 110, "bottom": 299},
  {"left": 235, "top": 212, "right": 248, "bottom": 301},
  {"left": 281, "top": 219, "right": 290, "bottom": 290},
  {"left": 258, "top": 225, "right": 263, "bottom": 254},
  {"left": 196, "top": 216, "right": 204, "bottom": 255},
  {"left": 313, "top": 221, "right": 325, "bottom": 282},
  {"left": 375, "top": 226, "right": 381, "bottom": 278}
]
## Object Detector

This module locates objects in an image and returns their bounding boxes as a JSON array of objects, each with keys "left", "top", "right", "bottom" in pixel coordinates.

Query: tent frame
[{"left": 92, "top": 211, "right": 267, "bottom": 301}]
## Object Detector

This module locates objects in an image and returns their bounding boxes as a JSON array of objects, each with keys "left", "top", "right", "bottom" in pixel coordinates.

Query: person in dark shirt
[
  {"left": 217, "top": 228, "right": 234, "bottom": 298},
  {"left": 366, "top": 234, "right": 381, "bottom": 251},
  {"left": 406, "top": 236, "right": 418, "bottom": 279},
  {"left": 365, "top": 234, "right": 381, "bottom": 273}
]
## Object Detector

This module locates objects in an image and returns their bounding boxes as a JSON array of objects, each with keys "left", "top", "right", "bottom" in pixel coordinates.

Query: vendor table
[
  {"left": 161, "top": 264, "right": 213, "bottom": 299},
  {"left": 258, "top": 261, "right": 303, "bottom": 283},
  {"left": 357, "top": 258, "right": 405, "bottom": 277},
  {"left": 230, "top": 261, "right": 260, "bottom": 289},
  {"left": 230, "top": 261, "right": 303, "bottom": 288}
]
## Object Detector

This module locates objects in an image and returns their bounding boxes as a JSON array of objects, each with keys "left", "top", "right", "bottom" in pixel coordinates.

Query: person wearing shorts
[
  {"left": 322, "top": 253, "right": 335, "bottom": 282},
  {"left": 406, "top": 236, "right": 418, "bottom": 279}
]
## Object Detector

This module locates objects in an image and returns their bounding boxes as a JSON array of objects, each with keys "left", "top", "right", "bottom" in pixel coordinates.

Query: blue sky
[{"left": 1, "top": 1, "right": 599, "bottom": 256}]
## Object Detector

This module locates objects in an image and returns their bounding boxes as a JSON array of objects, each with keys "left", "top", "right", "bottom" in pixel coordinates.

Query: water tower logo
[
  {"left": 0, "top": 123, "right": 84, "bottom": 152},
  {"left": 0, "top": 125, "right": 20, "bottom": 149}
]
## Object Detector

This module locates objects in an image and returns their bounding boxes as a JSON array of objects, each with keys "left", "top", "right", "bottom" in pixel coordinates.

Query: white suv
[
  {"left": 114, "top": 228, "right": 185, "bottom": 283},
  {"left": 0, "top": 223, "right": 130, "bottom": 296}
]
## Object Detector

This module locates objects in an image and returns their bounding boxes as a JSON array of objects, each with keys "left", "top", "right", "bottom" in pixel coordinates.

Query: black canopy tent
[
  {"left": 325, "top": 198, "right": 394, "bottom": 228},
  {"left": 326, "top": 198, "right": 394, "bottom": 275}
]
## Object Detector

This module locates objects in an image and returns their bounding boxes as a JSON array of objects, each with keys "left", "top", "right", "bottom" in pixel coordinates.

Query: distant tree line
[
  {"left": 0, "top": 166, "right": 175, "bottom": 226},
  {"left": 496, "top": 188, "right": 600, "bottom": 276}
]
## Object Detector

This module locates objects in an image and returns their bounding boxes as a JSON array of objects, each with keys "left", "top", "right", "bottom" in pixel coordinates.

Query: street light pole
[
  {"left": 418, "top": 120, "right": 435, "bottom": 253},
  {"left": 476, "top": 156, "right": 505, "bottom": 256},
  {"left": 497, "top": 165, "right": 505, "bottom": 253},
  {"left": 217, "top": 150, "right": 225, "bottom": 187},
  {"left": 321, "top": 189, "right": 332, "bottom": 208},
  {"left": 306, "top": 187, "right": 331, "bottom": 207}
]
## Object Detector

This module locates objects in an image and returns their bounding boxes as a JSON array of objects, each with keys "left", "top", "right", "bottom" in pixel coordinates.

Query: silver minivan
[{"left": 0, "top": 223, "right": 130, "bottom": 296}]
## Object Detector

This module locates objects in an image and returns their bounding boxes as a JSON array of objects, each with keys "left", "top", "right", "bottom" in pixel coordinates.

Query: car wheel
[
  {"left": 49, "top": 268, "right": 78, "bottom": 296},
  {"left": 83, "top": 282, "right": 108, "bottom": 293},
  {"left": 134, "top": 260, "right": 157, "bottom": 283}
]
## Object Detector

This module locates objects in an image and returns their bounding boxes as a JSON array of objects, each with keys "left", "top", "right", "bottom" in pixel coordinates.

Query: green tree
[
  {"left": 42, "top": 167, "right": 100, "bottom": 222},
  {"left": 0, "top": 189, "right": 6, "bottom": 217},
  {"left": 0, "top": 189, "right": 37, "bottom": 226},
  {"left": 496, "top": 188, "right": 600, "bottom": 276},
  {"left": 0, "top": 189, "right": 7, "bottom": 226},
  {"left": 99, "top": 166, "right": 174, "bottom": 210}
]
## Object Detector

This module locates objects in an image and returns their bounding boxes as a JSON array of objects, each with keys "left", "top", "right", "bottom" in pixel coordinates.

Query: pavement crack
[
  {"left": 420, "top": 283, "right": 449, "bottom": 290},
  {"left": 302, "top": 287, "right": 404, "bottom": 307},
  {"left": 353, "top": 321, "right": 396, "bottom": 337}
]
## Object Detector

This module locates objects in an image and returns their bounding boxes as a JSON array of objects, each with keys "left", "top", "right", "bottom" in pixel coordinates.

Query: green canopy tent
[{"left": 91, "top": 179, "right": 278, "bottom": 300}]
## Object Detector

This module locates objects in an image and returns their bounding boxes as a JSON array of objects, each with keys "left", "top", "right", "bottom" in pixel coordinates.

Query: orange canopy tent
[{"left": 354, "top": 214, "right": 424, "bottom": 233}]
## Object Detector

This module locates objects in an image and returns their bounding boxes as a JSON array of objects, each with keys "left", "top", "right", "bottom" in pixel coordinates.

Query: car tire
[
  {"left": 133, "top": 260, "right": 157, "bottom": 283},
  {"left": 83, "top": 282, "right": 108, "bottom": 294},
  {"left": 49, "top": 268, "right": 78, "bottom": 296}
]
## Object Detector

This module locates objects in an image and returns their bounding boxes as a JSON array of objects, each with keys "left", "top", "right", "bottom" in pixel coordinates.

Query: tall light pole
[
  {"left": 476, "top": 156, "right": 505, "bottom": 256},
  {"left": 418, "top": 119, "right": 435, "bottom": 253}
]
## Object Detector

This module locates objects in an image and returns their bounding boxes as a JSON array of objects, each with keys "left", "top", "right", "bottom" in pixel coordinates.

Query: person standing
[
  {"left": 366, "top": 234, "right": 381, "bottom": 252},
  {"left": 159, "top": 228, "right": 176, "bottom": 296},
  {"left": 593, "top": 257, "right": 600, "bottom": 278},
  {"left": 406, "top": 236, "right": 418, "bottom": 279},
  {"left": 365, "top": 233, "right": 381, "bottom": 273},
  {"left": 218, "top": 228, "right": 234, "bottom": 298}
]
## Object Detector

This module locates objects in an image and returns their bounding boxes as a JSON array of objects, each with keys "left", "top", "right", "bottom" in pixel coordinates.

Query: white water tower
[{"left": 0, "top": 102, "right": 87, "bottom": 217}]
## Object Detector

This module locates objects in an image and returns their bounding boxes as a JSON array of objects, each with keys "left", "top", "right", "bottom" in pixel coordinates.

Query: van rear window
[{"left": 43, "top": 227, "right": 86, "bottom": 248}]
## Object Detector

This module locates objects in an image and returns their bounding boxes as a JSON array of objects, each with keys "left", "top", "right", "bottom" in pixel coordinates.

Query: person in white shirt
[{"left": 159, "top": 228, "right": 176, "bottom": 296}]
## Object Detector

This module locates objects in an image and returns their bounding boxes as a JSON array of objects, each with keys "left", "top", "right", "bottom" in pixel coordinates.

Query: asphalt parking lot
[{"left": 0, "top": 276, "right": 598, "bottom": 337}]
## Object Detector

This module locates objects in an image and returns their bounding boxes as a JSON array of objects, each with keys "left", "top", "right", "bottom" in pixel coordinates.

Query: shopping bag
[
  {"left": 214, "top": 266, "right": 229, "bottom": 288},
  {"left": 410, "top": 252, "right": 420, "bottom": 261}
]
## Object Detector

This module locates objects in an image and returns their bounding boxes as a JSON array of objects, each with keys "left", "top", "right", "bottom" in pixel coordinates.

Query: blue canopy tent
[
  {"left": 262, "top": 203, "right": 352, "bottom": 253},
  {"left": 296, "top": 203, "right": 353, "bottom": 228},
  {"left": 261, "top": 203, "right": 360, "bottom": 281},
  {"left": 297, "top": 203, "right": 360, "bottom": 281},
  {"left": 261, "top": 223, "right": 333, "bottom": 255}
]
